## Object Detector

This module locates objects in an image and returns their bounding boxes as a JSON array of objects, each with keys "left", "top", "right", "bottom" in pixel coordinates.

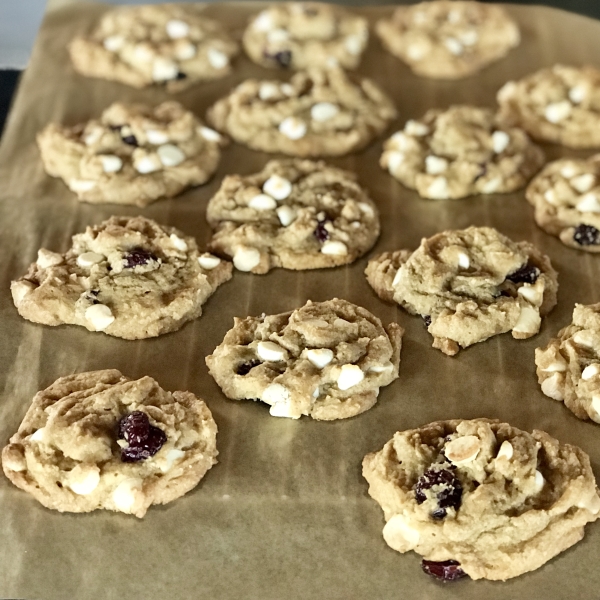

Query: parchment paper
[{"left": 1, "top": 3, "right": 600, "bottom": 599}]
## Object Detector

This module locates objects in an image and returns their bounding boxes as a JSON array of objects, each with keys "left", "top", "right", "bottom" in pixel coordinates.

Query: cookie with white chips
[
  {"left": 206, "top": 159, "right": 380, "bottom": 274},
  {"left": 206, "top": 299, "right": 403, "bottom": 421},
  {"left": 526, "top": 156, "right": 600, "bottom": 251},
  {"left": 11, "top": 216, "right": 232, "bottom": 340},
  {"left": 536, "top": 303, "right": 600, "bottom": 423},
  {"left": 37, "top": 102, "right": 225, "bottom": 207},
  {"left": 498, "top": 65, "right": 600, "bottom": 148},
  {"left": 1, "top": 370, "right": 218, "bottom": 518},
  {"left": 242, "top": 2, "right": 368, "bottom": 70},
  {"left": 207, "top": 68, "right": 397, "bottom": 157},
  {"left": 376, "top": 1, "right": 520, "bottom": 79},
  {"left": 381, "top": 106, "right": 545, "bottom": 200},
  {"left": 365, "top": 226, "right": 558, "bottom": 356},
  {"left": 69, "top": 4, "right": 238, "bottom": 92},
  {"left": 363, "top": 419, "right": 600, "bottom": 581}
]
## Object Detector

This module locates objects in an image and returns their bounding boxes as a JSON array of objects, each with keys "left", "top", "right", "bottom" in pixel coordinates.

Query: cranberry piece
[
  {"left": 119, "top": 411, "right": 149, "bottom": 445},
  {"left": 236, "top": 360, "right": 261, "bottom": 375},
  {"left": 123, "top": 247, "right": 158, "bottom": 269},
  {"left": 422, "top": 315, "right": 432, "bottom": 327},
  {"left": 122, "top": 134, "right": 138, "bottom": 146},
  {"left": 314, "top": 220, "right": 330, "bottom": 243},
  {"left": 573, "top": 224, "right": 600, "bottom": 246},
  {"left": 274, "top": 50, "right": 292, "bottom": 68},
  {"left": 421, "top": 560, "right": 467, "bottom": 582},
  {"left": 415, "top": 464, "right": 463, "bottom": 516},
  {"left": 506, "top": 263, "right": 540, "bottom": 284},
  {"left": 176, "top": 71, "right": 187, "bottom": 80},
  {"left": 118, "top": 411, "right": 166, "bottom": 462}
]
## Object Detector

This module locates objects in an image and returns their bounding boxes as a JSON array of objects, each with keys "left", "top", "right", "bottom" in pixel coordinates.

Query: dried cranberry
[
  {"left": 415, "top": 464, "right": 463, "bottom": 516},
  {"left": 573, "top": 224, "right": 600, "bottom": 246},
  {"left": 421, "top": 560, "right": 467, "bottom": 582},
  {"left": 314, "top": 219, "right": 330, "bottom": 243},
  {"left": 122, "top": 134, "right": 138, "bottom": 146},
  {"left": 422, "top": 315, "right": 432, "bottom": 327},
  {"left": 123, "top": 247, "right": 158, "bottom": 269},
  {"left": 236, "top": 360, "right": 261, "bottom": 375},
  {"left": 118, "top": 411, "right": 166, "bottom": 462},
  {"left": 176, "top": 71, "right": 187, "bottom": 80},
  {"left": 119, "top": 411, "right": 149, "bottom": 445},
  {"left": 274, "top": 50, "right": 292, "bottom": 68},
  {"left": 506, "top": 263, "right": 540, "bottom": 284},
  {"left": 430, "top": 508, "right": 447, "bottom": 520}
]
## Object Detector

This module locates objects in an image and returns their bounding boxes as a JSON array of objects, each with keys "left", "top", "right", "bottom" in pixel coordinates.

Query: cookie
[
  {"left": 206, "top": 159, "right": 380, "bottom": 274},
  {"left": 362, "top": 418, "right": 600, "bottom": 581},
  {"left": 1, "top": 370, "right": 218, "bottom": 518},
  {"left": 37, "top": 101, "right": 225, "bottom": 207},
  {"left": 535, "top": 303, "right": 600, "bottom": 423},
  {"left": 376, "top": 1, "right": 519, "bottom": 79},
  {"left": 497, "top": 65, "right": 600, "bottom": 148},
  {"left": 526, "top": 156, "right": 600, "bottom": 251},
  {"left": 242, "top": 3, "right": 368, "bottom": 70},
  {"left": 365, "top": 226, "right": 558, "bottom": 355},
  {"left": 11, "top": 216, "right": 232, "bottom": 340},
  {"left": 205, "top": 299, "right": 403, "bottom": 421},
  {"left": 69, "top": 4, "right": 238, "bottom": 92},
  {"left": 381, "top": 105, "right": 545, "bottom": 200},
  {"left": 207, "top": 68, "right": 397, "bottom": 157}
]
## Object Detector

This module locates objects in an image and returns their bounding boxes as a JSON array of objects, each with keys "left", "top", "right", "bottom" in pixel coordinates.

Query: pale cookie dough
[
  {"left": 498, "top": 65, "right": 600, "bottom": 148},
  {"left": 205, "top": 298, "right": 403, "bottom": 420},
  {"left": 207, "top": 68, "right": 397, "bottom": 157},
  {"left": 37, "top": 101, "right": 225, "bottom": 207},
  {"left": 206, "top": 159, "right": 380, "bottom": 274},
  {"left": 69, "top": 4, "right": 238, "bottom": 92},
  {"left": 243, "top": 3, "right": 368, "bottom": 70},
  {"left": 526, "top": 156, "right": 600, "bottom": 251},
  {"left": 1, "top": 370, "right": 218, "bottom": 518},
  {"left": 376, "top": 1, "right": 519, "bottom": 79},
  {"left": 536, "top": 303, "right": 600, "bottom": 423},
  {"left": 362, "top": 419, "right": 600, "bottom": 581},
  {"left": 365, "top": 226, "right": 558, "bottom": 356},
  {"left": 11, "top": 216, "right": 232, "bottom": 340},
  {"left": 381, "top": 105, "right": 544, "bottom": 200}
]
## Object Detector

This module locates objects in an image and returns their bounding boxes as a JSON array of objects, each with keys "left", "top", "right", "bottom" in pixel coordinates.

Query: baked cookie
[
  {"left": 365, "top": 226, "right": 558, "bottom": 355},
  {"left": 376, "top": 1, "right": 519, "bottom": 79},
  {"left": 206, "top": 159, "right": 380, "bottom": 274},
  {"left": 242, "top": 3, "right": 368, "bottom": 70},
  {"left": 207, "top": 68, "right": 397, "bottom": 157},
  {"left": 362, "top": 418, "right": 600, "bottom": 581},
  {"left": 11, "top": 216, "right": 232, "bottom": 340},
  {"left": 497, "top": 65, "right": 600, "bottom": 148},
  {"left": 1, "top": 370, "right": 218, "bottom": 518},
  {"left": 37, "top": 101, "right": 225, "bottom": 207},
  {"left": 526, "top": 156, "right": 600, "bottom": 251},
  {"left": 536, "top": 303, "right": 600, "bottom": 422},
  {"left": 69, "top": 4, "right": 238, "bottom": 92},
  {"left": 205, "top": 299, "right": 403, "bottom": 420},
  {"left": 381, "top": 105, "right": 544, "bottom": 200}
]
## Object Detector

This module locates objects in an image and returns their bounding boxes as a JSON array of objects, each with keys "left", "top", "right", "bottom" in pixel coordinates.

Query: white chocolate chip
[
  {"left": 37, "top": 249, "right": 63, "bottom": 269},
  {"left": 569, "top": 85, "right": 586, "bottom": 104},
  {"left": 158, "top": 448, "right": 186, "bottom": 473},
  {"left": 146, "top": 129, "right": 169, "bottom": 145},
  {"left": 253, "top": 11, "right": 274, "bottom": 31},
  {"left": 259, "top": 82, "right": 280, "bottom": 101},
  {"left": 103, "top": 35, "right": 125, "bottom": 52},
  {"left": 405, "top": 120, "right": 429, "bottom": 137},
  {"left": 257, "top": 341, "right": 288, "bottom": 362},
  {"left": 571, "top": 173, "right": 596, "bottom": 193},
  {"left": 311, "top": 102, "right": 339, "bottom": 122},
  {"left": 267, "top": 28, "right": 289, "bottom": 44},
  {"left": 208, "top": 48, "right": 229, "bottom": 70},
  {"left": 425, "top": 155, "right": 448, "bottom": 175},
  {"left": 85, "top": 304, "right": 115, "bottom": 331},
  {"left": 280, "top": 83, "right": 295, "bottom": 97},
  {"left": 112, "top": 478, "right": 142, "bottom": 513},
  {"left": 166, "top": 19, "right": 190, "bottom": 39},
  {"left": 444, "top": 435, "right": 481, "bottom": 465},
  {"left": 279, "top": 117, "right": 307, "bottom": 140},
  {"left": 541, "top": 356, "right": 567, "bottom": 372},
  {"left": 249, "top": 194, "right": 277, "bottom": 210},
  {"left": 99, "top": 154, "right": 122, "bottom": 174},
  {"left": 337, "top": 364, "right": 364, "bottom": 390},
  {"left": 11, "top": 280, "right": 35, "bottom": 305},
  {"left": 269, "top": 401, "right": 300, "bottom": 419},
  {"left": 77, "top": 252, "right": 104, "bottom": 268},
  {"left": 582, "top": 364, "right": 600, "bottom": 380},
  {"left": 481, "top": 177, "right": 502, "bottom": 194},
  {"left": 198, "top": 254, "right": 221, "bottom": 270},
  {"left": 169, "top": 234, "right": 188, "bottom": 252},
  {"left": 573, "top": 330, "right": 596, "bottom": 348},
  {"left": 444, "top": 37, "right": 464, "bottom": 55},
  {"left": 456, "top": 249, "right": 470, "bottom": 269},
  {"left": 263, "top": 175, "right": 292, "bottom": 200},
  {"left": 199, "top": 126, "right": 222, "bottom": 143},
  {"left": 427, "top": 177, "right": 449, "bottom": 199},
  {"left": 545, "top": 100, "right": 572, "bottom": 123},
  {"left": 134, "top": 154, "right": 161, "bottom": 174},
  {"left": 157, "top": 144, "right": 186, "bottom": 167},
  {"left": 306, "top": 348, "right": 334, "bottom": 369},
  {"left": 386, "top": 151, "right": 405, "bottom": 173},
  {"left": 312, "top": 387, "right": 320, "bottom": 399},
  {"left": 534, "top": 470, "right": 545, "bottom": 493},
  {"left": 174, "top": 40, "right": 196, "bottom": 61},
  {"left": 512, "top": 305, "right": 541, "bottom": 335},
  {"left": 276, "top": 205, "right": 296, "bottom": 227},
  {"left": 576, "top": 492, "right": 600, "bottom": 514},
  {"left": 544, "top": 188, "right": 559, "bottom": 205},
  {"left": 321, "top": 240, "right": 348, "bottom": 256},
  {"left": 392, "top": 268, "right": 403, "bottom": 287},
  {"left": 576, "top": 193, "right": 600, "bottom": 213},
  {"left": 233, "top": 247, "right": 261, "bottom": 272},
  {"left": 345, "top": 35, "right": 363, "bottom": 55},
  {"left": 517, "top": 282, "right": 543, "bottom": 306},
  {"left": 496, "top": 440, "right": 513, "bottom": 461},
  {"left": 459, "top": 29, "right": 479, "bottom": 46},
  {"left": 262, "top": 383, "right": 290, "bottom": 405},
  {"left": 30, "top": 427, "right": 46, "bottom": 442},
  {"left": 541, "top": 373, "right": 563, "bottom": 401},
  {"left": 84, "top": 128, "right": 103, "bottom": 146},
  {"left": 358, "top": 202, "right": 375, "bottom": 217},
  {"left": 67, "top": 465, "right": 100, "bottom": 496},
  {"left": 152, "top": 57, "right": 178, "bottom": 82},
  {"left": 407, "top": 43, "right": 427, "bottom": 61},
  {"left": 561, "top": 164, "right": 578, "bottom": 178},
  {"left": 382, "top": 514, "right": 420, "bottom": 551},
  {"left": 492, "top": 130, "right": 510, "bottom": 154},
  {"left": 369, "top": 362, "right": 393, "bottom": 373}
]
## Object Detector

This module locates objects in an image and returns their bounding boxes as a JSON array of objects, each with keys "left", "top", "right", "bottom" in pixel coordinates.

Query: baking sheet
[{"left": 1, "top": 2, "right": 600, "bottom": 599}]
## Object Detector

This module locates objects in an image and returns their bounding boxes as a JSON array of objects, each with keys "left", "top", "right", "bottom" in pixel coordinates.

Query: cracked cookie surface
[
  {"left": 207, "top": 68, "right": 397, "bottom": 157},
  {"left": 69, "top": 4, "right": 238, "bottom": 92},
  {"left": 376, "top": 1, "right": 519, "bottom": 79},
  {"left": 11, "top": 216, "right": 232, "bottom": 340},
  {"left": 497, "top": 65, "right": 600, "bottom": 148},
  {"left": 362, "top": 418, "right": 600, "bottom": 581},
  {"left": 365, "top": 226, "right": 558, "bottom": 355},
  {"left": 242, "top": 2, "right": 368, "bottom": 71},
  {"left": 1, "top": 370, "right": 218, "bottom": 518},
  {"left": 205, "top": 298, "right": 403, "bottom": 420},
  {"left": 380, "top": 105, "right": 544, "bottom": 200},
  {"left": 37, "top": 101, "right": 225, "bottom": 207},
  {"left": 206, "top": 159, "right": 380, "bottom": 274}
]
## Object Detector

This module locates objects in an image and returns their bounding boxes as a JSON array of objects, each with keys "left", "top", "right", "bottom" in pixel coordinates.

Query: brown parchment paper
[{"left": 2, "top": 3, "right": 600, "bottom": 599}]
